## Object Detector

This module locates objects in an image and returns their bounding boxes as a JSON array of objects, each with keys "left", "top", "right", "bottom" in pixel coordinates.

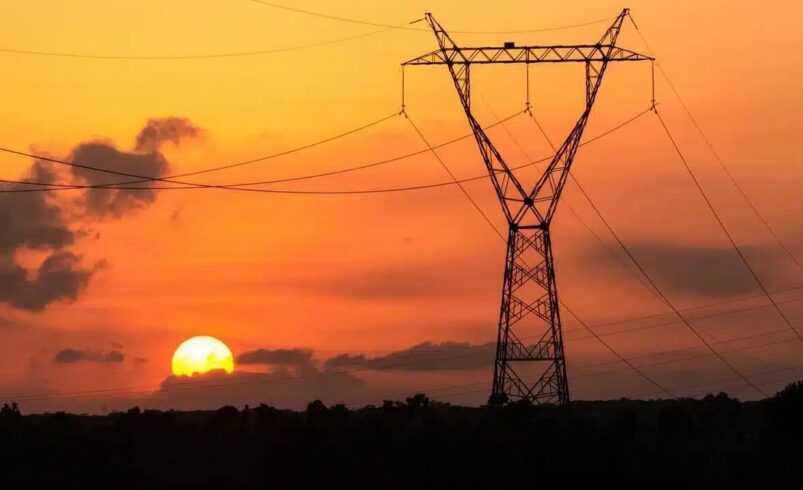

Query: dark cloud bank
[
  {"left": 0, "top": 118, "right": 200, "bottom": 312},
  {"left": 133, "top": 343, "right": 494, "bottom": 411},
  {"left": 52, "top": 348, "right": 124, "bottom": 364},
  {"left": 236, "top": 343, "right": 495, "bottom": 374},
  {"left": 154, "top": 347, "right": 359, "bottom": 410},
  {"left": 325, "top": 341, "right": 495, "bottom": 371},
  {"left": 236, "top": 348, "right": 315, "bottom": 368}
]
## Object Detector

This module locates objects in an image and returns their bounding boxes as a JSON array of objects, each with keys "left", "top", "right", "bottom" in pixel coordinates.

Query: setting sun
[{"left": 171, "top": 336, "right": 234, "bottom": 377}]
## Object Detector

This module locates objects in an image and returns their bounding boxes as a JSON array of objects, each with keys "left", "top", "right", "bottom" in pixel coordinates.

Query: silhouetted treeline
[{"left": 2, "top": 383, "right": 803, "bottom": 487}]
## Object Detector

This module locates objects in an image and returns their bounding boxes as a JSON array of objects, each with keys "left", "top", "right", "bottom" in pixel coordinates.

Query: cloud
[
  {"left": 237, "top": 348, "right": 314, "bottom": 368},
  {"left": 0, "top": 116, "right": 200, "bottom": 312},
  {"left": 0, "top": 161, "right": 94, "bottom": 312},
  {"left": 134, "top": 341, "right": 493, "bottom": 410},
  {"left": 135, "top": 117, "right": 201, "bottom": 152},
  {"left": 170, "top": 205, "right": 184, "bottom": 225},
  {"left": 324, "top": 341, "right": 495, "bottom": 371},
  {"left": 133, "top": 357, "right": 148, "bottom": 365},
  {"left": 0, "top": 161, "right": 74, "bottom": 255},
  {"left": 0, "top": 252, "right": 95, "bottom": 312},
  {"left": 583, "top": 241, "right": 791, "bottom": 298},
  {"left": 53, "top": 348, "right": 124, "bottom": 364},
  {"left": 70, "top": 117, "right": 200, "bottom": 219},
  {"left": 70, "top": 143, "right": 171, "bottom": 219}
]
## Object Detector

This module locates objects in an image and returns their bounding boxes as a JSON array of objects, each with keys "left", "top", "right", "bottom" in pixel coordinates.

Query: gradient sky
[{"left": 1, "top": 0, "right": 802, "bottom": 413}]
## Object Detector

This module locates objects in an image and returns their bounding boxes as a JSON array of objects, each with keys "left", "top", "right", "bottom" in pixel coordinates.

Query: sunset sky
[{"left": 1, "top": 0, "right": 802, "bottom": 413}]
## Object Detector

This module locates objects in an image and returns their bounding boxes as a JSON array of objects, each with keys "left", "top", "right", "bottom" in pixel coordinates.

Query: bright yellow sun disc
[{"left": 171, "top": 336, "right": 234, "bottom": 376}]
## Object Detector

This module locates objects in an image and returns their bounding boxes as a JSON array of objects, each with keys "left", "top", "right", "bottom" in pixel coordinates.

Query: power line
[
  {"left": 167, "top": 112, "right": 401, "bottom": 181},
  {"left": 0, "top": 108, "right": 683, "bottom": 400},
  {"left": 0, "top": 113, "right": 401, "bottom": 193},
  {"left": 521, "top": 110, "right": 803, "bottom": 345},
  {"left": 405, "top": 108, "right": 676, "bottom": 399},
  {"left": 484, "top": 99, "right": 632, "bottom": 292},
  {"left": 575, "top": 283, "right": 803, "bottom": 334},
  {"left": 0, "top": 110, "right": 520, "bottom": 191},
  {"left": 404, "top": 111, "right": 505, "bottom": 240},
  {"left": 581, "top": 335, "right": 803, "bottom": 382},
  {"left": 607, "top": 361, "right": 803, "bottom": 400},
  {"left": 476, "top": 98, "right": 674, "bottom": 397},
  {"left": 521, "top": 107, "right": 770, "bottom": 396},
  {"left": 522, "top": 111, "right": 769, "bottom": 397},
  {"left": 654, "top": 109, "right": 803, "bottom": 344},
  {"left": 2, "top": 9, "right": 798, "bottom": 407},
  {"left": 2, "top": 111, "right": 401, "bottom": 188},
  {"left": 0, "top": 106, "right": 650, "bottom": 195},
  {"left": 573, "top": 328, "right": 800, "bottom": 374},
  {"left": 626, "top": 13, "right": 803, "bottom": 273},
  {"left": 208, "top": 110, "right": 522, "bottom": 188},
  {"left": 583, "top": 366, "right": 793, "bottom": 399},
  {"left": 0, "top": 11, "right": 619, "bottom": 61},
  {"left": 522, "top": 107, "right": 661, "bottom": 301},
  {"left": 660, "top": 70, "right": 803, "bottom": 271},
  {"left": 568, "top": 292, "right": 803, "bottom": 342},
  {"left": 0, "top": 110, "right": 521, "bottom": 191},
  {"left": 0, "top": 107, "right": 720, "bottom": 400},
  {"left": 1, "top": 114, "right": 785, "bottom": 397},
  {"left": 559, "top": 302, "right": 676, "bottom": 397},
  {"left": 248, "top": 0, "right": 614, "bottom": 35},
  {"left": 494, "top": 286, "right": 803, "bottom": 357},
  {"left": 568, "top": 173, "right": 768, "bottom": 396},
  {"left": 0, "top": 176, "right": 473, "bottom": 195},
  {"left": 0, "top": 27, "right": 395, "bottom": 60},
  {"left": 639, "top": 17, "right": 803, "bottom": 357}
]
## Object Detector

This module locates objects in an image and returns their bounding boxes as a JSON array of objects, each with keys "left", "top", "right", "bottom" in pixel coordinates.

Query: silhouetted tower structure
[{"left": 404, "top": 9, "right": 652, "bottom": 406}]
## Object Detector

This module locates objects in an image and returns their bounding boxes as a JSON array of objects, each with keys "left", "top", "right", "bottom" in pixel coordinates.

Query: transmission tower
[{"left": 404, "top": 9, "right": 652, "bottom": 406}]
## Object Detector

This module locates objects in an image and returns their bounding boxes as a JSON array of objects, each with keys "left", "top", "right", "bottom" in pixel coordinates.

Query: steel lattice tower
[{"left": 404, "top": 9, "right": 652, "bottom": 406}]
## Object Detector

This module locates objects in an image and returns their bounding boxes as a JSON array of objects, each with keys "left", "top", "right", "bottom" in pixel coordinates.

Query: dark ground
[{"left": 1, "top": 381, "right": 802, "bottom": 487}]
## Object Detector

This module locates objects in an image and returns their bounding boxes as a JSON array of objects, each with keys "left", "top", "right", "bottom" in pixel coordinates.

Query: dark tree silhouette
[{"left": 2, "top": 383, "right": 803, "bottom": 486}]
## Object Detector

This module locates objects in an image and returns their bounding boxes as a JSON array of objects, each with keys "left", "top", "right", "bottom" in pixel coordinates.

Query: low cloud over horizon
[
  {"left": 7, "top": 333, "right": 802, "bottom": 415},
  {"left": 236, "top": 348, "right": 315, "bottom": 369},
  {"left": 53, "top": 348, "right": 124, "bottom": 364},
  {"left": 325, "top": 342, "right": 495, "bottom": 371}
]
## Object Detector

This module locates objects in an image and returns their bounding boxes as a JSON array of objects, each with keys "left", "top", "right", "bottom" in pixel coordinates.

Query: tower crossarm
[
  {"left": 405, "top": 9, "right": 650, "bottom": 226},
  {"left": 403, "top": 45, "right": 652, "bottom": 66}
]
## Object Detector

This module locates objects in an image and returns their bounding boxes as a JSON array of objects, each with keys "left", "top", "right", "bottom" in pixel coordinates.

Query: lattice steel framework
[{"left": 403, "top": 9, "right": 652, "bottom": 406}]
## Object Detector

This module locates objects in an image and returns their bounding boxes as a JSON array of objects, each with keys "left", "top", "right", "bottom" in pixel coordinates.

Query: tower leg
[{"left": 490, "top": 225, "right": 569, "bottom": 406}]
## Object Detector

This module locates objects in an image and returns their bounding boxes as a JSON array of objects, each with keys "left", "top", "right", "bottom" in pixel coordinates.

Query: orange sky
[{"left": 1, "top": 0, "right": 802, "bottom": 413}]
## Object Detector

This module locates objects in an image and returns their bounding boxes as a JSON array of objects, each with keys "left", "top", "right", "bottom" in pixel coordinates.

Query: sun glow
[{"left": 171, "top": 336, "right": 234, "bottom": 376}]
